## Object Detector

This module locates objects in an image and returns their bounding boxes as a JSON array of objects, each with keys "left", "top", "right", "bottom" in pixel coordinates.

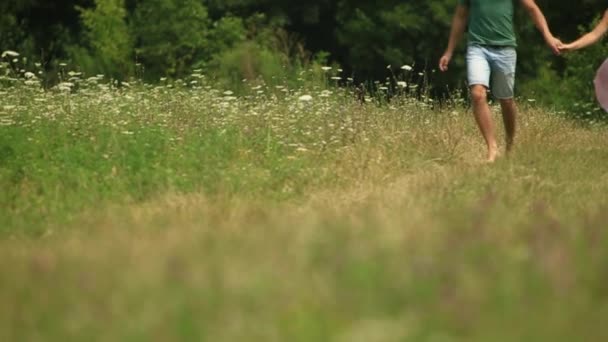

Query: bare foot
[
  {"left": 506, "top": 139, "right": 514, "bottom": 155},
  {"left": 486, "top": 145, "right": 499, "bottom": 163}
]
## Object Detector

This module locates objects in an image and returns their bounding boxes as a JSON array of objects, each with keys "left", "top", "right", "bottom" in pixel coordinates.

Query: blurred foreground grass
[{"left": 1, "top": 80, "right": 608, "bottom": 341}]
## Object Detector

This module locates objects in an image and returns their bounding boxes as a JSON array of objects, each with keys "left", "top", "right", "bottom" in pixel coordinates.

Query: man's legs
[
  {"left": 499, "top": 99, "right": 517, "bottom": 153},
  {"left": 471, "top": 85, "right": 498, "bottom": 162},
  {"left": 467, "top": 45, "right": 498, "bottom": 162},
  {"left": 490, "top": 47, "right": 518, "bottom": 154}
]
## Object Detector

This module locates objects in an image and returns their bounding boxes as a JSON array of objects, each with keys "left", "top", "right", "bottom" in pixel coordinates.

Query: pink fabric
[{"left": 594, "top": 58, "right": 608, "bottom": 112}]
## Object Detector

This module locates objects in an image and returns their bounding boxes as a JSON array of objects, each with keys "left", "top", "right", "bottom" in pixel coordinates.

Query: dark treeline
[{"left": 2, "top": 0, "right": 608, "bottom": 116}]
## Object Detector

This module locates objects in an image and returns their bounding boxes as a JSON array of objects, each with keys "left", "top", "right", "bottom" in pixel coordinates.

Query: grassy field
[{"left": 2, "top": 77, "right": 608, "bottom": 341}]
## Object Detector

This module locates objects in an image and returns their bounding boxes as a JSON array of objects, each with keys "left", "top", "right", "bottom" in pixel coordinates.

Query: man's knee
[
  {"left": 470, "top": 86, "right": 487, "bottom": 103},
  {"left": 499, "top": 98, "right": 516, "bottom": 109}
]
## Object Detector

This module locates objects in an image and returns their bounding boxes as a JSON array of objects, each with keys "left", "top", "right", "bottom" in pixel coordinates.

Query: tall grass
[{"left": 1, "top": 65, "right": 608, "bottom": 341}]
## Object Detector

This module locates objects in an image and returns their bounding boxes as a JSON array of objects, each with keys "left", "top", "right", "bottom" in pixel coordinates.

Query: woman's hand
[{"left": 559, "top": 43, "right": 573, "bottom": 53}]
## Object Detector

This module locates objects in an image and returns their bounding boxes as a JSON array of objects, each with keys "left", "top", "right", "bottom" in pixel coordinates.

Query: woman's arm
[{"left": 563, "top": 10, "right": 608, "bottom": 51}]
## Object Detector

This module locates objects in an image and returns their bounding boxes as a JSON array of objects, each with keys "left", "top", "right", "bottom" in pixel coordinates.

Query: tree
[
  {"left": 334, "top": 0, "right": 459, "bottom": 91},
  {"left": 0, "top": 1, "right": 36, "bottom": 59},
  {"left": 132, "top": 0, "right": 210, "bottom": 79},
  {"left": 70, "top": 0, "right": 133, "bottom": 79}
]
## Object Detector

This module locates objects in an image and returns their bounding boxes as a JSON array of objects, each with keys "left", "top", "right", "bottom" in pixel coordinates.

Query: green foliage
[
  {"left": 207, "top": 16, "right": 247, "bottom": 56},
  {"left": 69, "top": 0, "right": 133, "bottom": 79},
  {"left": 4, "top": 0, "right": 608, "bottom": 120},
  {"left": 0, "top": 2, "right": 36, "bottom": 59},
  {"left": 208, "top": 20, "right": 324, "bottom": 91},
  {"left": 335, "top": 0, "right": 456, "bottom": 79},
  {"left": 202, "top": 13, "right": 331, "bottom": 91},
  {"left": 132, "top": 0, "right": 210, "bottom": 80},
  {"left": 210, "top": 41, "right": 285, "bottom": 89},
  {"left": 517, "top": 63, "right": 562, "bottom": 104},
  {"left": 559, "top": 37, "right": 608, "bottom": 121}
]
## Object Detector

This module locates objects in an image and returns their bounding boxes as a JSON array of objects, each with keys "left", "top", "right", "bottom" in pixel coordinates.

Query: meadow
[{"left": 2, "top": 69, "right": 608, "bottom": 341}]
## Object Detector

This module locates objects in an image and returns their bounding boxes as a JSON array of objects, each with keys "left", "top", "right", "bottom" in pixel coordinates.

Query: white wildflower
[
  {"left": 320, "top": 90, "right": 333, "bottom": 97},
  {"left": 1, "top": 51, "right": 19, "bottom": 58},
  {"left": 331, "top": 77, "right": 342, "bottom": 81},
  {"left": 397, "top": 81, "right": 407, "bottom": 88},
  {"left": 401, "top": 65, "right": 413, "bottom": 71},
  {"left": 223, "top": 90, "right": 234, "bottom": 96},
  {"left": 321, "top": 66, "right": 332, "bottom": 72},
  {"left": 57, "top": 82, "right": 74, "bottom": 92},
  {"left": 0, "top": 117, "right": 16, "bottom": 126},
  {"left": 298, "top": 95, "right": 313, "bottom": 102},
  {"left": 24, "top": 72, "right": 36, "bottom": 79}
]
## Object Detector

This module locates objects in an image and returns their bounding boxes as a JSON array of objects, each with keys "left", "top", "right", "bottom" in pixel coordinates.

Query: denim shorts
[{"left": 466, "top": 44, "right": 517, "bottom": 99}]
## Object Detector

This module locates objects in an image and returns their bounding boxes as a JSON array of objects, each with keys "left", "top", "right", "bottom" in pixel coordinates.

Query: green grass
[{"left": 1, "top": 79, "right": 608, "bottom": 341}]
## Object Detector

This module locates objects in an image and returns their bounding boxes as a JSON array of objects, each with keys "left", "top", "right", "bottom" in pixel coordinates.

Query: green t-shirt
[{"left": 458, "top": 0, "right": 517, "bottom": 47}]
